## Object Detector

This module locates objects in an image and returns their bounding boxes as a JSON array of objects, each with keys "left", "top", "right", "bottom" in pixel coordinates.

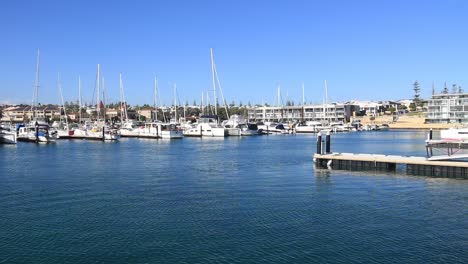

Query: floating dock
[
  {"left": 313, "top": 131, "right": 468, "bottom": 179},
  {"left": 314, "top": 152, "right": 468, "bottom": 179}
]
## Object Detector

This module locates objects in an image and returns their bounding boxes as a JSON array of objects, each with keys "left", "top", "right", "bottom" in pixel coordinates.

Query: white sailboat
[
  {"left": 17, "top": 49, "right": 56, "bottom": 143},
  {"left": 74, "top": 64, "right": 119, "bottom": 140},
  {"left": 53, "top": 73, "right": 74, "bottom": 139},
  {"left": 183, "top": 48, "right": 232, "bottom": 137}
]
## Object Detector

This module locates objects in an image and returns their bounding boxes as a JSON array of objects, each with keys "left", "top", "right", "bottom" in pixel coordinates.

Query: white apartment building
[{"left": 426, "top": 93, "right": 468, "bottom": 123}]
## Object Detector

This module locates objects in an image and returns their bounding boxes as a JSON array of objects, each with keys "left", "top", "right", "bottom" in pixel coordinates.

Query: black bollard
[
  {"left": 35, "top": 124, "right": 39, "bottom": 143},
  {"left": 429, "top": 128, "right": 433, "bottom": 140},
  {"left": 102, "top": 126, "right": 105, "bottom": 140},
  {"left": 316, "top": 132, "right": 322, "bottom": 154},
  {"left": 325, "top": 131, "right": 331, "bottom": 154}
]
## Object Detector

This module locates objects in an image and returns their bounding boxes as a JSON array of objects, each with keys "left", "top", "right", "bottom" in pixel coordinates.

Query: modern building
[
  {"left": 426, "top": 93, "right": 468, "bottom": 123},
  {"left": 247, "top": 103, "right": 348, "bottom": 123}
]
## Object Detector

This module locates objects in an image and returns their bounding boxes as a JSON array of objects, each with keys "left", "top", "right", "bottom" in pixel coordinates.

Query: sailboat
[
  {"left": 118, "top": 73, "right": 141, "bottom": 137},
  {"left": 183, "top": 48, "right": 233, "bottom": 137},
  {"left": 139, "top": 81, "right": 183, "bottom": 139},
  {"left": 17, "top": 49, "right": 56, "bottom": 143},
  {"left": 74, "top": 64, "right": 119, "bottom": 140},
  {"left": 53, "top": 73, "right": 74, "bottom": 139}
]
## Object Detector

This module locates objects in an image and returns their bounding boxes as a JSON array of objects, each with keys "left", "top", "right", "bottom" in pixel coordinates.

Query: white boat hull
[
  {"left": 0, "top": 133, "right": 17, "bottom": 144},
  {"left": 160, "top": 130, "right": 183, "bottom": 139},
  {"left": 225, "top": 128, "right": 241, "bottom": 136}
]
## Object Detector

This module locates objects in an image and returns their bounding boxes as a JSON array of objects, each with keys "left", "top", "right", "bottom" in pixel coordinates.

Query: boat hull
[{"left": 0, "top": 133, "right": 17, "bottom": 144}]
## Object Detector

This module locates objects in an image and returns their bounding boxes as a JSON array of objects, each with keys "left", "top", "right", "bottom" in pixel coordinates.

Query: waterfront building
[
  {"left": 1, "top": 105, "right": 61, "bottom": 122},
  {"left": 346, "top": 100, "right": 382, "bottom": 117},
  {"left": 247, "top": 103, "right": 348, "bottom": 123},
  {"left": 426, "top": 93, "right": 468, "bottom": 123}
]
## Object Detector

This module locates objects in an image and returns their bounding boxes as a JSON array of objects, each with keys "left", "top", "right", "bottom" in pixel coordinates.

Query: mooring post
[
  {"left": 325, "top": 131, "right": 331, "bottom": 154},
  {"left": 102, "top": 126, "right": 105, "bottom": 140},
  {"left": 429, "top": 128, "right": 433, "bottom": 140},
  {"left": 35, "top": 123, "right": 39, "bottom": 143},
  {"left": 316, "top": 132, "right": 322, "bottom": 154}
]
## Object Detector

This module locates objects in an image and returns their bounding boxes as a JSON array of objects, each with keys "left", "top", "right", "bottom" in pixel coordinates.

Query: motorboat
[
  {"left": 257, "top": 121, "right": 291, "bottom": 134},
  {"left": 239, "top": 123, "right": 262, "bottom": 136}
]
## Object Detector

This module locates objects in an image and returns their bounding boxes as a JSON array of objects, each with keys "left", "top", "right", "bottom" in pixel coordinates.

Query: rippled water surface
[{"left": 1, "top": 131, "right": 467, "bottom": 263}]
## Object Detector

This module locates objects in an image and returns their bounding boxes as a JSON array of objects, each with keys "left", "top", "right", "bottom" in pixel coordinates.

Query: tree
[{"left": 413, "top": 81, "right": 421, "bottom": 104}]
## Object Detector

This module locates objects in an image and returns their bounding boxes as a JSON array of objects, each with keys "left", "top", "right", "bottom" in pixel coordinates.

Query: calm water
[{"left": 1, "top": 130, "right": 467, "bottom": 263}]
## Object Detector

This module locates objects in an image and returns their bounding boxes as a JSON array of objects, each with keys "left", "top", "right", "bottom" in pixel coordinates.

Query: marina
[
  {"left": 2, "top": 1, "right": 468, "bottom": 262},
  {"left": 1, "top": 131, "right": 466, "bottom": 263}
]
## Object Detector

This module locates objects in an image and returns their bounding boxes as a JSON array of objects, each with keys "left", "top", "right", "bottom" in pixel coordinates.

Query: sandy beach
[{"left": 359, "top": 114, "right": 461, "bottom": 130}]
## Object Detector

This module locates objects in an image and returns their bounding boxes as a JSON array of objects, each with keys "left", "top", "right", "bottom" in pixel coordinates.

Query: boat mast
[
  {"left": 201, "top": 91, "right": 204, "bottom": 116},
  {"left": 153, "top": 76, "right": 158, "bottom": 121},
  {"left": 96, "top": 64, "right": 101, "bottom": 122},
  {"left": 324, "top": 80, "right": 329, "bottom": 124},
  {"left": 58, "top": 73, "right": 68, "bottom": 129},
  {"left": 32, "top": 49, "right": 40, "bottom": 121},
  {"left": 102, "top": 76, "right": 107, "bottom": 122},
  {"left": 183, "top": 98, "right": 186, "bottom": 121},
  {"left": 213, "top": 61, "right": 230, "bottom": 120},
  {"left": 277, "top": 84, "right": 283, "bottom": 122},
  {"left": 174, "top": 83, "right": 178, "bottom": 123},
  {"left": 78, "top": 76, "right": 82, "bottom": 124},
  {"left": 119, "top": 73, "right": 128, "bottom": 122},
  {"left": 210, "top": 48, "right": 218, "bottom": 117},
  {"left": 302, "top": 82, "right": 305, "bottom": 122}
]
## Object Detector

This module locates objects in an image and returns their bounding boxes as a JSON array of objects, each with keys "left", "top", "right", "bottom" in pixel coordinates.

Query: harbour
[
  {"left": 2, "top": 1, "right": 468, "bottom": 263},
  {"left": 1, "top": 131, "right": 467, "bottom": 263}
]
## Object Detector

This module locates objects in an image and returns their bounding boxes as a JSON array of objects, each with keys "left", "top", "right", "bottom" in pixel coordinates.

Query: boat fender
[{"left": 327, "top": 160, "right": 332, "bottom": 167}]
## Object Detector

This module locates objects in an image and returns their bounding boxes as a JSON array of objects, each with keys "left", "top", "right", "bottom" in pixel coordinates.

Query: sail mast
[
  {"left": 324, "top": 80, "right": 328, "bottom": 123},
  {"left": 302, "top": 82, "right": 305, "bottom": 121},
  {"left": 58, "top": 73, "right": 68, "bottom": 129},
  {"left": 119, "top": 73, "right": 128, "bottom": 122},
  {"left": 32, "top": 49, "right": 40, "bottom": 120},
  {"left": 210, "top": 48, "right": 218, "bottom": 116},
  {"left": 102, "top": 76, "right": 107, "bottom": 122},
  {"left": 174, "top": 83, "right": 178, "bottom": 123},
  {"left": 153, "top": 76, "right": 158, "bottom": 121},
  {"left": 96, "top": 64, "right": 101, "bottom": 121},
  {"left": 78, "top": 76, "right": 82, "bottom": 123}
]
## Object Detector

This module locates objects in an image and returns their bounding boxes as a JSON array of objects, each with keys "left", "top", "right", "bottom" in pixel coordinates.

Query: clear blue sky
[{"left": 1, "top": 0, "right": 467, "bottom": 106}]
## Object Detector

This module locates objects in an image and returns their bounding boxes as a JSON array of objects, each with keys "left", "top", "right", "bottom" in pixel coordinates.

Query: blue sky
[{"left": 1, "top": 0, "right": 467, "bottom": 106}]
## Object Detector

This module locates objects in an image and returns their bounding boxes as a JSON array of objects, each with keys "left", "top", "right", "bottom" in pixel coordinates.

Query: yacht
[
  {"left": 17, "top": 121, "right": 56, "bottom": 143},
  {"left": 257, "top": 121, "right": 291, "bottom": 134},
  {"left": 119, "top": 120, "right": 144, "bottom": 137},
  {"left": 239, "top": 123, "right": 262, "bottom": 136},
  {"left": 137, "top": 122, "right": 183, "bottom": 139},
  {"left": 221, "top": 115, "right": 247, "bottom": 136},
  {"left": 295, "top": 121, "right": 323, "bottom": 133},
  {"left": 73, "top": 121, "right": 120, "bottom": 140},
  {"left": 183, "top": 116, "right": 226, "bottom": 137},
  {"left": 0, "top": 127, "right": 17, "bottom": 144}
]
